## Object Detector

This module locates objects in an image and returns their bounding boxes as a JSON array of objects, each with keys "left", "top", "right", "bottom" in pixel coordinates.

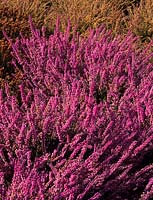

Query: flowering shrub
[
  {"left": 1, "top": 0, "right": 152, "bottom": 93},
  {"left": 0, "top": 17, "right": 153, "bottom": 199}
]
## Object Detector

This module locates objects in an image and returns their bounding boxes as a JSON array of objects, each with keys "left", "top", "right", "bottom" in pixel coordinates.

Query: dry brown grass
[
  {"left": 46, "top": 0, "right": 139, "bottom": 36},
  {"left": 127, "top": 0, "right": 153, "bottom": 43}
]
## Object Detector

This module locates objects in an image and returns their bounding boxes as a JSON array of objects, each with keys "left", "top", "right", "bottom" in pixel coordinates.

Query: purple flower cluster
[{"left": 0, "top": 17, "right": 153, "bottom": 199}]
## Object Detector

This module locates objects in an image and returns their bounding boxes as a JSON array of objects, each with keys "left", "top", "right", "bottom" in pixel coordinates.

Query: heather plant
[
  {"left": 0, "top": 0, "right": 53, "bottom": 86},
  {"left": 0, "top": 0, "right": 150, "bottom": 80},
  {"left": 0, "top": 18, "right": 153, "bottom": 199},
  {"left": 0, "top": 0, "right": 152, "bottom": 95}
]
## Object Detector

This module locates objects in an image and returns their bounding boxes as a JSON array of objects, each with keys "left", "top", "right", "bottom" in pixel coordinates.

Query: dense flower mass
[{"left": 0, "top": 17, "right": 153, "bottom": 199}]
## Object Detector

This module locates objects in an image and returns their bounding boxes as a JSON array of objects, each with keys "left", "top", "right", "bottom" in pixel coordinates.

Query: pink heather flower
[{"left": 1, "top": 16, "right": 153, "bottom": 200}]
